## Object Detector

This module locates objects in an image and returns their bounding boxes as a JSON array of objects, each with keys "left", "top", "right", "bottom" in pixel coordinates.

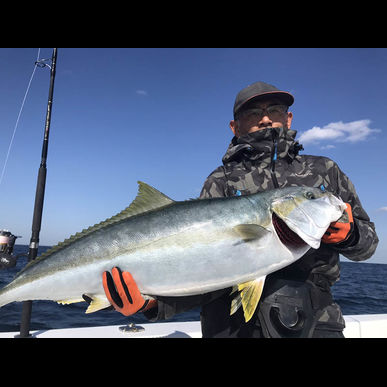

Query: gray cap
[{"left": 233, "top": 81, "right": 294, "bottom": 117}]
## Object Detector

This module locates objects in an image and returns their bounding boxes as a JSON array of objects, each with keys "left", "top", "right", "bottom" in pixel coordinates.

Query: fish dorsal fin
[
  {"left": 230, "top": 276, "right": 266, "bottom": 322},
  {"left": 20, "top": 182, "right": 175, "bottom": 272},
  {"left": 123, "top": 181, "right": 175, "bottom": 217}
]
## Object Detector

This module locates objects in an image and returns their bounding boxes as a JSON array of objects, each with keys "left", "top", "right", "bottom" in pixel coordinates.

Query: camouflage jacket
[
  {"left": 200, "top": 126, "right": 378, "bottom": 273},
  {"left": 145, "top": 127, "right": 379, "bottom": 336}
]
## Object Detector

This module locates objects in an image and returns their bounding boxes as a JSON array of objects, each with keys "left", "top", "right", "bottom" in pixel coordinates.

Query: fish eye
[{"left": 304, "top": 192, "right": 316, "bottom": 200}]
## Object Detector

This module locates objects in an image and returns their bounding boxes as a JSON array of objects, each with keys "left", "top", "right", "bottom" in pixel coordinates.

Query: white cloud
[
  {"left": 378, "top": 207, "right": 387, "bottom": 212},
  {"left": 298, "top": 119, "right": 380, "bottom": 145},
  {"left": 136, "top": 90, "right": 148, "bottom": 96}
]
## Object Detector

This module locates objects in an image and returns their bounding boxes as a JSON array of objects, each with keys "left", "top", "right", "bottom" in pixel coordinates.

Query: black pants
[{"left": 312, "top": 328, "right": 345, "bottom": 338}]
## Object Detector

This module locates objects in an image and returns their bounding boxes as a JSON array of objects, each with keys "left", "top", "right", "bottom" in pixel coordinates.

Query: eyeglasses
[{"left": 236, "top": 104, "right": 288, "bottom": 120}]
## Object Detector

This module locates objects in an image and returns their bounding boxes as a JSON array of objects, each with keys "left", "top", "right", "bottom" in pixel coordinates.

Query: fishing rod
[{"left": 17, "top": 48, "right": 58, "bottom": 338}]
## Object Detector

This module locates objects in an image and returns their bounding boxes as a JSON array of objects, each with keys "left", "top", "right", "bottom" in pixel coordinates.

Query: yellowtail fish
[{"left": 0, "top": 182, "right": 345, "bottom": 322}]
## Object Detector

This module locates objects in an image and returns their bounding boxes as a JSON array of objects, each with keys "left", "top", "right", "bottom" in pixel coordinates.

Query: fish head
[{"left": 270, "top": 186, "right": 346, "bottom": 250}]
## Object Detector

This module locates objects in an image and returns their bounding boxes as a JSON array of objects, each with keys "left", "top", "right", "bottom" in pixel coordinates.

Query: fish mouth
[{"left": 272, "top": 212, "right": 308, "bottom": 250}]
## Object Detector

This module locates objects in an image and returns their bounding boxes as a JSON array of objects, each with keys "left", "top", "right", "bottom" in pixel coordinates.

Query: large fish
[{"left": 0, "top": 182, "right": 346, "bottom": 322}]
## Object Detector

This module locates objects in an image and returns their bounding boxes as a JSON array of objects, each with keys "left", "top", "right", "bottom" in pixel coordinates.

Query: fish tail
[{"left": 0, "top": 284, "right": 15, "bottom": 308}]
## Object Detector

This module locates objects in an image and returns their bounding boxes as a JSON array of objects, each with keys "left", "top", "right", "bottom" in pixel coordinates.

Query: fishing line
[{"left": 0, "top": 48, "right": 41, "bottom": 188}]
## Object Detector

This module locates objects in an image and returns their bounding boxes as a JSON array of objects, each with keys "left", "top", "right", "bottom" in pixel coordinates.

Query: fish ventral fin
[
  {"left": 26, "top": 182, "right": 175, "bottom": 268},
  {"left": 84, "top": 294, "right": 112, "bottom": 314},
  {"left": 230, "top": 276, "right": 266, "bottom": 322},
  {"left": 233, "top": 224, "right": 271, "bottom": 243}
]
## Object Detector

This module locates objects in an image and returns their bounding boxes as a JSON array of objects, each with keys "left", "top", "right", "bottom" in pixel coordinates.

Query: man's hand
[
  {"left": 102, "top": 267, "right": 157, "bottom": 316},
  {"left": 322, "top": 203, "right": 354, "bottom": 244}
]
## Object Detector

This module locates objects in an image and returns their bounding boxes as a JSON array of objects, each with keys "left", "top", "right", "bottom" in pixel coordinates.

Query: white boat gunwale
[{"left": 0, "top": 314, "right": 386, "bottom": 338}]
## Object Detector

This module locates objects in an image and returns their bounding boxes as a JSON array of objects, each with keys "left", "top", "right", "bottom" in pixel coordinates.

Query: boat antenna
[{"left": 17, "top": 48, "right": 58, "bottom": 338}]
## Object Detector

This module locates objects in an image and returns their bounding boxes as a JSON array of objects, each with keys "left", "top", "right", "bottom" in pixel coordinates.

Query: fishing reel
[{"left": 0, "top": 229, "right": 23, "bottom": 270}]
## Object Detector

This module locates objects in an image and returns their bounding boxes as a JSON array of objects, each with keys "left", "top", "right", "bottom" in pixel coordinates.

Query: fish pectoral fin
[
  {"left": 233, "top": 224, "right": 271, "bottom": 243},
  {"left": 230, "top": 276, "right": 266, "bottom": 323},
  {"left": 84, "top": 294, "right": 112, "bottom": 314}
]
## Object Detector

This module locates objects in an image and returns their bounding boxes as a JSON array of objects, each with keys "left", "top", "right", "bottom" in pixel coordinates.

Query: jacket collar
[{"left": 222, "top": 126, "right": 303, "bottom": 166}]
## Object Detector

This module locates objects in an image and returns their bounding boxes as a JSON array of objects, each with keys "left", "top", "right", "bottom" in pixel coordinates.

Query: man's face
[{"left": 230, "top": 98, "right": 293, "bottom": 137}]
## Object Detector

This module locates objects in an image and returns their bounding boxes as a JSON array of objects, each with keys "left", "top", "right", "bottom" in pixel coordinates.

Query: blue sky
[{"left": 0, "top": 48, "right": 386, "bottom": 264}]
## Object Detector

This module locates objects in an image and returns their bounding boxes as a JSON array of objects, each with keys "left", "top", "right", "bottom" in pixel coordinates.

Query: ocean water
[{"left": 0, "top": 245, "right": 386, "bottom": 333}]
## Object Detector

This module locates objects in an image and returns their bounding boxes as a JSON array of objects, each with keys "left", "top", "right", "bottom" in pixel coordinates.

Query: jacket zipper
[{"left": 271, "top": 131, "right": 279, "bottom": 188}]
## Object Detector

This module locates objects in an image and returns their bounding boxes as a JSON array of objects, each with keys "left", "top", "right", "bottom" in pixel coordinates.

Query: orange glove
[
  {"left": 102, "top": 267, "right": 157, "bottom": 316},
  {"left": 322, "top": 203, "right": 354, "bottom": 244}
]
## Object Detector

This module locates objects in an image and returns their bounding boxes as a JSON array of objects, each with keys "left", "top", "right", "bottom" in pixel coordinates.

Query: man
[{"left": 102, "top": 82, "right": 379, "bottom": 337}]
